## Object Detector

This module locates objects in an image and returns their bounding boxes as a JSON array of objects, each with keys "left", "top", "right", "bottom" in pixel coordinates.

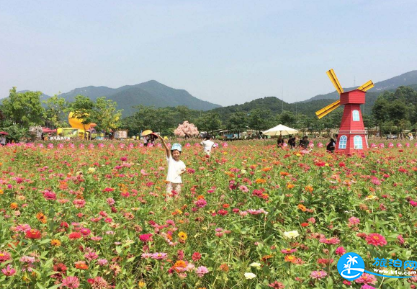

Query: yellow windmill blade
[
  {"left": 326, "top": 69, "right": 344, "bottom": 94},
  {"left": 357, "top": 80, "right": 374, "bottom": 92},
  {"left": 315, "top": 100, "right": 340, "bottom": 119}
]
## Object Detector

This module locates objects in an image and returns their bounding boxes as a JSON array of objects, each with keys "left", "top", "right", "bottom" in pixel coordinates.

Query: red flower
[
  {"left": 25, "top": 229, "right": 41, "bottom": 239},
  {"left": 301, "top": 223, "right": 309, "bottom": 227},
  {"left": 192, "top": 252, "right": 202, "bottom": 262},
  {"left": 365, "top": 233, "right": 387, "bottom": 247},
  {"left": 69, "top": 232, "right": 82, "bottom": 239}
]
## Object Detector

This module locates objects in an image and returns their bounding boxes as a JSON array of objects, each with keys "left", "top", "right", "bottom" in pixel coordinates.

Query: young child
[
  {"left": 157, "top": 134, "right": 186, "bottom": 198},
  {"left": 200, "top": 135, "right": 215, "bottom": 157}
]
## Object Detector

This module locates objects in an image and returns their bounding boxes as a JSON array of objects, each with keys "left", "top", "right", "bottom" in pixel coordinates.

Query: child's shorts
[{"left": 166, "top": 182, "right": 182, "bottom": 196}]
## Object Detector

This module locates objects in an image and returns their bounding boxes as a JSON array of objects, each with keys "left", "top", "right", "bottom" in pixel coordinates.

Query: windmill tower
[{"left": 315, "top": 69, "right": 374, "bottom": 154}]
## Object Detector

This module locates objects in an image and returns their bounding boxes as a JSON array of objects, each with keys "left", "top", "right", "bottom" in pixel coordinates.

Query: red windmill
[{"left": 315, "top": 69, "right": 374, "bottom": 154}]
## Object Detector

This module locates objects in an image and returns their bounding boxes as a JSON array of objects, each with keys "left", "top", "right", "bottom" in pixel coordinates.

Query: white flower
[
  {"left": 283, "top": 230, "right": 299, "bottom": 239},
  {"left": 244, "top": 272, "right": 256, "bottom": 279},
  {"left": 249, "top": 262, "right": 261, "bottom": 268}
]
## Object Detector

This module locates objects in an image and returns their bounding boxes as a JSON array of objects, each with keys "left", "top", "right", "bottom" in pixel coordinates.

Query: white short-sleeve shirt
[
  {"left": 166, "top": 156, "right": 186, "bottom": 183},
  {"left": 200, "top": 140, "right": 215, "bottom": 154}
]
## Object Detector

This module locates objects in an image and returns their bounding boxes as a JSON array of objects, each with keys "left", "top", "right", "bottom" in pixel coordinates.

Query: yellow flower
[
  {"left": 178, "top": 231, "right": 188, "bottom": 241},
  {"left": 10, "top": 203, "right": 18, "bottom": 209},
  {"left": 138, "top": 281, "right": 146, "bottom": 288},
  {"left": 283, "top": 230, "right": 299, "bottom": 239},
  {"left": 88, "top": 167, "right": 96, "bottom": 173},
  {"left": 51, "top": 239, "right": 61, "bottom": 247}
]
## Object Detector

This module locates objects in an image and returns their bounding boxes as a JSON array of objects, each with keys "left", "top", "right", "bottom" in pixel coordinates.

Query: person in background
[
  {"left": 299, "top": 136, "right": 309, "bottom": 149},
  {"left": 288, "top": 135, "right": 296, "bottom": 149},
  {"left": 326, "top": 138, "right": 336, "bottom": 153},
  {"left": 0, "top": 134, "right": 6, "bottom": 146},
  {"left": 277, "top": 134, "right": 284, "bottom": 148},
  {"left": 157, "top": 134, "right": 186, "bottom": 199},
  {"left": 201, "top": 135, "right": 215, "bottom": 157}
]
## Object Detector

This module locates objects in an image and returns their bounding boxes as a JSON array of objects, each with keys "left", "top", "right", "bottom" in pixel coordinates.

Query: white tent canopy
[{"left": 262, "top": 124, "right": 298, "bottom": 136}]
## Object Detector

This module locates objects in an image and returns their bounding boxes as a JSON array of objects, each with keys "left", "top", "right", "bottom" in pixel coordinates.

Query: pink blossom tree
[{"left": 174, "top": 121, "right": 199, "bottom": 138}]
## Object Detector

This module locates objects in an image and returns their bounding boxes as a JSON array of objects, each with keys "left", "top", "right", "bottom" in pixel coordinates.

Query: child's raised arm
[{"left": 157, "top": 134, "right": 171, "bottom": 158}]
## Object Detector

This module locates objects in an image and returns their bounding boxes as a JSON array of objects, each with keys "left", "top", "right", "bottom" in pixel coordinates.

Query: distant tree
[
  {"left": 195, "top": 113, "right": 222, "bottom": 133},
  {"left": 174, "top": 121, "right": 199, "bottom": 138},
  {"left": 67, "top": 95, "right": 94, "bottom": 126},
  {"left": 92, "top": 97, "right": 122, "bottom": 133},
  {"left": 2, "top": 87, "right": 45, "bottom": 128},
  {"left": 227, "top": 112, "right": 248, "bottom": 131},
  {"left": 279, "top": 110, "right": 296, "bottom": 126},
  {"left": 44, "top": 95, "right": 68, "bottom": 128}
]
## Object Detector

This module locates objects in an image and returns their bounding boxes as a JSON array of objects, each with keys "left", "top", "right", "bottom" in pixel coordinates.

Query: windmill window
[
  {"left": 354, "top": 135, "right": 363, "bottom": 149},
  {"left": 352, "top": 110, "right": 360, "bottom": 121},
  {"left": 339, "top": 135, "right": 347, "bottom": 149}
]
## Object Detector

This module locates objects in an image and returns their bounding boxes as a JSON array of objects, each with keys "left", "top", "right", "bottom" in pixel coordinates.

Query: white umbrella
[{"left": 262, "top": 124, "right": 298, "bottom": 136}]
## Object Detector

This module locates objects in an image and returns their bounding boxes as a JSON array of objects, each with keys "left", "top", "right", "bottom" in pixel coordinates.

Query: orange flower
[
  {"left": 0, "top": 189, "right": 3, "bottom": 195},
  {"left": 297, "top": 204, "right": 307, "bottom": 212},
  {"left": 173, "top": 260, "right": 187, "bottom": 272},
  {"left": 284, "top": 255, "right": 297, "bottom": 263},
  {"left": 305, "top": 186, "right": 313, "bottom": 193},
  {"left": 222, "top": 204, "right": 230, "bottom": 208},
  {"left": 51, "top": 239, "right": 61, "bottom": 247},
  {"left": 256, "top": 178, "right": 266, "bottom": 184},
  {"left": 261, "top": 255, "right": 273, "bottom": 262},
  {"left": 75, "top": 261, "right": 88, "bottom": 270},
  {"left": 197, "top": 195, "right": 205, "bottom": 200},
  {"left": 218, "top": 263, "right": 229, "bottom": 272},
  {"left": 287, "top": 183, "right": 295, "bottom": 189},
  {"left": 280, "top": 172, "right": 289, "bottom": 176},
  {"left": 36, "top": 212, "right": 47, "bottom": 224},
  {"left": 10, "top": 203, "right": 18, "bottom": 209},
  {"left": 262, "top": 167, "right": 272, "bottom": 172}
]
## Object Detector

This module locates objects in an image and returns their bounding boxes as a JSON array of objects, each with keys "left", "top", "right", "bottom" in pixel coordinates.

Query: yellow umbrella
[{"left": 141, "top": 130, "right": 153, "bottom": 136}]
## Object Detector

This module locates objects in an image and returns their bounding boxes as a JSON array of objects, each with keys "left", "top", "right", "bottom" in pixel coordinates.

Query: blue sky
[{"left": 1, "top": 0, "right": 416, "bottom": 106}]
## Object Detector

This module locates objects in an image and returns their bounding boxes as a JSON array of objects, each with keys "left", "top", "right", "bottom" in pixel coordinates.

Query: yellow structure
[{"left": 315, "top": 69, "right": 374, "bottom": 119}]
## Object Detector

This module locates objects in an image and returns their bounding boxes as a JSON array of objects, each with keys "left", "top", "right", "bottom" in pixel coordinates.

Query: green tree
[
  {"left": 2, "top": 87, "right": 45, "bottom": 128},
  {"left": 195, "top": 113, "right": 222, "bottom": 133},
  {"left": 44, "top": 95, "right": 68, "bottom": 128},
  {"left": 93, "top": 97, "right": 122, "bottom": 133}
]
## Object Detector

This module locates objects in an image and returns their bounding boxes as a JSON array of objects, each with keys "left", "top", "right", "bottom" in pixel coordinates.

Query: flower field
[{"left": 1, "top": 140, "right": 417, "bottom": 289}]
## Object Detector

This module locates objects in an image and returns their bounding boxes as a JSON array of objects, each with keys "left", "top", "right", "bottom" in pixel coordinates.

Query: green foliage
[
  {"left": 44, "top": 95, "right": 68, "bottom": 128},
  {"left": 2, "top": 88, "right": 45, "bottom": 128},
  {"left": 92, "top": 97, "right": 122, "bottom": 133},
  {"left": 0, "top": 123, "right": 29, "bottom": 142}
]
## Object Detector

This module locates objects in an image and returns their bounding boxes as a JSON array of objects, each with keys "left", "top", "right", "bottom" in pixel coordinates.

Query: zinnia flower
[
  {"left": 310, "top": 270, "right": 327, "bottom": 279},
  {"left": 244, "top": 272, "right": 256, "bottom": 279},
  {"left": 26, "top": 229, "right": 41, "bottom": 239},
  {"left": 195, "top": 266, "right": 209, "bottom": 277},
  {"left": 283, "top": 230, "right": 299, "bottom": 239},
  {"left": 61, "top": 276, "right": 80, "bottom": 288},
  {"left": 365, "top": 233, "right": 387, "bottom": 247}
]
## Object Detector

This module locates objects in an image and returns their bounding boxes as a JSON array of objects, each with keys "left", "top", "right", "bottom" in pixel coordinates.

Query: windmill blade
[
  {"left": 357, "top": 80, "right": 374, "bottom": 92},
  {"left": 326, "top": 69, "right": 344, "bottom": 94},
  {"left": 315, "top": 100, "right": 340, "bottom": 119}
]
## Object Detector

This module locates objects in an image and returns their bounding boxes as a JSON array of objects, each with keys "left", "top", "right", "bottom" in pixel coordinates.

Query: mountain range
[
  {"left": 3, "top": 70, "right": 417, "bottom": 117},
  {"left": 57, "top": 80, "right": 221, "bottom": 116}
]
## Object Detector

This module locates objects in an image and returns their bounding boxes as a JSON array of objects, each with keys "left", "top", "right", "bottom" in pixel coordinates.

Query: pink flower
[
  {"left": 195, "top": 266, "right": 209, "bottom": 277},
  {"left": 268, "top": 281, "right": 285, "bottom": 288},
  {"left": 97, "top": 259, "right": 108, "bottom": 266},
  {"left": 139, "top": 234, "right": 153, "bottom": 243},
  {"left": 0, "top": 251, "right": 12, "bottom": 263},
  {"left": 42, "top": 190, "right": 57, "bottom": 200},
  {"left": 151, "top": 252, "right": 168, "bottom": 260},
  {"left": 365, "top": 233, "right": 387, "bottom": 247},
  {"left": 397, "top": 234, "right": 405, "bottom": 245},
  {"left": 307, "top": 217, "right": 316, "bottom": 224},
  {"left": 335, "top": 247, "right": 346, "bottom": 255},
  {"left": 361, "top": 285, "right": 376, "bottom": 289},
  {"left": 1, "top": 265, "right": 16, "bottom": 276},
  {"left": 80, "top": 228, "right": 91, "bottom": 236},
  {"left": 194, "top": 199, "right": 207, "bottom": 208},
  {"left": 106, "top": 198, "right": 115, "bottom": 205},
  {"left": 348, "top": 217, "right": 360, "bottom": 227},
  {"left": 61, "top": 276, "right": 80, "bottom": 288},
  {"left": 192, "top": 252, "right": 202, "bottom": 261},
  {"left": 310, "top": 270, "right": 327, "bottom": 279},
  {"left": 319, "top": 237, "right": 340, "bottom": 245},
  {"left": 355, "top": 273, "right": 377, "bottom": 285}
]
